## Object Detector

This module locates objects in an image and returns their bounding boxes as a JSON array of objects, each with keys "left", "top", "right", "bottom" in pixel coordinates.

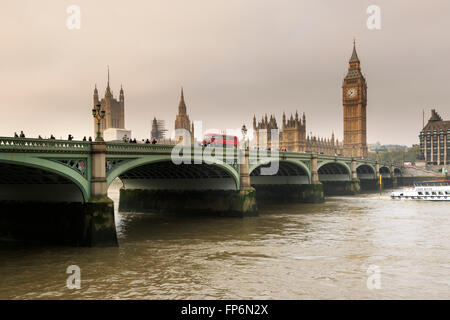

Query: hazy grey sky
[{"left": 1, "top": 0, "right": 449, "bottom": 145}]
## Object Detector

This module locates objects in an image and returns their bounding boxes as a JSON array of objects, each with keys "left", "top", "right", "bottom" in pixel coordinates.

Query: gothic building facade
[
  {"left": 252, "top": 112, "right": 343, "bottom": 155},
  {"left": 342, "top": 41, "right": 368, "bottom": 158},
  {"left": 419, "top": 109, "right": 450, "bottom": 165},
  {"left": 174, "top": 88, "right": 194, "bottom": 144},
  {"left": 93, "top": 68, "right": 125, "bottom": 135}
]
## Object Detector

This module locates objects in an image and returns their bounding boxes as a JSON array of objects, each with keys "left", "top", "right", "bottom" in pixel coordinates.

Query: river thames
[{"left": 1, "top": 186, "right": 449, "bottom": 299}]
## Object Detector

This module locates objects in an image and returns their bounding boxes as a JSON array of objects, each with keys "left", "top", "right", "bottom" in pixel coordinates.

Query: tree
[{"left": 367, "top": 145, "right": 420, "bottom": 165}]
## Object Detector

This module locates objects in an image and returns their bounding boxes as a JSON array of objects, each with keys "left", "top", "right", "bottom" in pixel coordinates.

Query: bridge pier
[
  {"left": 321, "top": 180, "right": 360, "bottom": 195},
  {"left": 359, "top": 179, "right": 378, "bottom": 191},
  {"left": 237, "top": 149, "right": 258, "bottom": 215},
  {"left": 308, "top": 153, "right": 325, "bottom": 202},
  {"left": 376, "top": 161, "right": 381, "bottom": 190},
  {"left": 87, "top": 142, "right": 118, "bottom": 246},
  {"left": 119, "top": 188, "right": 258, "bottom": 217},
  {"left": 391, "top": 164, "right": 398, "bottom": 188}
]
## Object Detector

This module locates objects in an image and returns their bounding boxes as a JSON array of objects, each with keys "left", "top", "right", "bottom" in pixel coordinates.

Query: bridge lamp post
[
  {"left": 241, "top": 124, "right": 248, "bottom": 150},
  {"left": 92, "top": 104, "right": 105, "bottom": 142}
]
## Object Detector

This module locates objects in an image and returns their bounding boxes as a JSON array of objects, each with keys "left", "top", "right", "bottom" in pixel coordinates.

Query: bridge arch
[
  {"left": 318, "top": 161, "right": 351, "bottom": 181},
  {"left": 107, "top": 155, "right": 240, "bottom": 191},
  {"left": 356, "top": 163, "right": 376, "bottom": 180},
  {"left": 393, "top": 167, "right": 402, "bottom": 176},
  {"left": 379, "top": 166, "right": 391, "bottom": 176},
  {"left": 0, "top": 156, "right": 88, "bottom": 202},
  {"left": 249, "top": 159, "right": 311, "bottom": 184}
]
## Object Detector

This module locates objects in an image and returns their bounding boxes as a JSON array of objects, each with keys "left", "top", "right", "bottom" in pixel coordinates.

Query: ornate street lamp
[
  {"left": 92, "top": 103, "right": 105, "bottom": 141},
  {"left": 241, "top": 124, "right": 248, "bottom": 150}
]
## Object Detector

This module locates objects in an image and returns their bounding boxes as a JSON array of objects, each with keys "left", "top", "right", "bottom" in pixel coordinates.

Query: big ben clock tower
[{"left": 342, "top": 40, "right": 368, "bottom": 158}]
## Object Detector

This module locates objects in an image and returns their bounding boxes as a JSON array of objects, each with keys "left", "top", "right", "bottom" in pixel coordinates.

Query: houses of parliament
[
  {"left": 253, "top": 41, "right": 368, "bottom": 157},
  {"left": 93, "top": 68, "right": 125, "bottom": 135},
  {"left": 95, "top": 41, "right": 369, "bottom": 158}
]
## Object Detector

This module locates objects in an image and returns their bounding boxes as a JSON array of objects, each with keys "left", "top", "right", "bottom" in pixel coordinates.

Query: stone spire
[
  {"left": 93, "top": 84, "right": 99, "bottom": 104},
  {"left": 429, "top": 109, "right": 443, "bottom": 122},
  {"left": 349, "top": 38, "right": 360, "bottom": 63},
  {"left": 105, "top": 66, "right": 113, "bottom": 97},
  {"left": 178, "top": 87, "right": 187, "bottom": 115},
  {"left": 119, "top": 84, "right": 124, "bottom": 101},
  {"left": 174, "top": 87, "right": 192, "bottom": 144}
]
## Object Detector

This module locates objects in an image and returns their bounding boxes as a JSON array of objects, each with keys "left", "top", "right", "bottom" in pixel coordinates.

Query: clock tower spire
[{"left": 342, "top": 40, "right": 368, "bottom": 158}]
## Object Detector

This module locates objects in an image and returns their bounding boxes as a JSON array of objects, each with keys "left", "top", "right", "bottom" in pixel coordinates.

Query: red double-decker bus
[{"left": 202, "top": 133, "right": 239, "bottom": 147}]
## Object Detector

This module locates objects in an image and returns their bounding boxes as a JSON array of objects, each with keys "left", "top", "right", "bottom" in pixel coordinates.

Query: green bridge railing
[{"left": 0, "top": 137, "right": 91, "bottom": 153}]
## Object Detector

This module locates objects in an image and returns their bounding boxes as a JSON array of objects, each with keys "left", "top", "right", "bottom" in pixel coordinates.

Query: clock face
[{"left": 346, "top": 87, "right": 357, "bottom": 99}]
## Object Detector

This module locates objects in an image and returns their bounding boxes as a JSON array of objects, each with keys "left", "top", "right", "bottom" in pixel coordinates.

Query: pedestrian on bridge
[
  {"left": 14, "top": 132, "right": 18, "bottom": 138},
  {"left": 19, "top": 131, "right": 25, "bottom": 138}
]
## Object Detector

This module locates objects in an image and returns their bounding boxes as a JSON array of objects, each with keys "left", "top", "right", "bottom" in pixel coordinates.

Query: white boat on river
[{"left": 391, "top": 180, "right": 450, "bottom": 201}]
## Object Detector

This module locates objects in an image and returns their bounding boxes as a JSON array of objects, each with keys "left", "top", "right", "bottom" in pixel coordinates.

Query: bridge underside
[
  {"left": 118, "top": 161, "right": 237, "bottom": 191},
  {"left": 248, "top": 161, "right": 323, "bottom": 203},
  {"left": 0, "top": 162, "right": 116, "bottom": 246},
  {"left": 357, "top": 164, "right": 376, "bottom": 180},
  {"left": 318, "top": 162, "right": 351, "bottom": 182},
  {"left": 250, "top": 161, "right": 309, "bottom": 185},
  {"left": 0, "top": 162, "right": 84, "bottom": 202},
  {"left": 117, "top": 161, "right": 256, "bottom": 216}
]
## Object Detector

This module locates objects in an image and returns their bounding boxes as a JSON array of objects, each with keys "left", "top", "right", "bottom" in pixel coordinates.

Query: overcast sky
[{"left": 1, "top": 0, "right": 449, "bottom": 145}]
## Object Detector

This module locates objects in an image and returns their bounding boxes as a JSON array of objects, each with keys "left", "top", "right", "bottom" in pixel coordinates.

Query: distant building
[
  {"left": 419, "top": 109, "right": 450, "bottom": 165},
  {"left": 252, "top": 114, "right": 279, "bottom": 150},
  {"left": 369, "top": 143, "right": 408, "bottom": 152},
  {"left": 252, "top": 112, "right": 343, "bottom": 155},
  {"left": 174, "top": 88, "right": 194, "bottom": 144},
  {"left": 151, "top": 117, "right": 167, "bottom": 140},
  {"left": 93, "top": 67, "right": 125, "bottom": 135}
]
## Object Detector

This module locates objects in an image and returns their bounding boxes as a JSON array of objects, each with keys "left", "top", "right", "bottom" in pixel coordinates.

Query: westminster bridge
[{"left": 0, "top": 136, "right": 402, "bottom": 246}]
